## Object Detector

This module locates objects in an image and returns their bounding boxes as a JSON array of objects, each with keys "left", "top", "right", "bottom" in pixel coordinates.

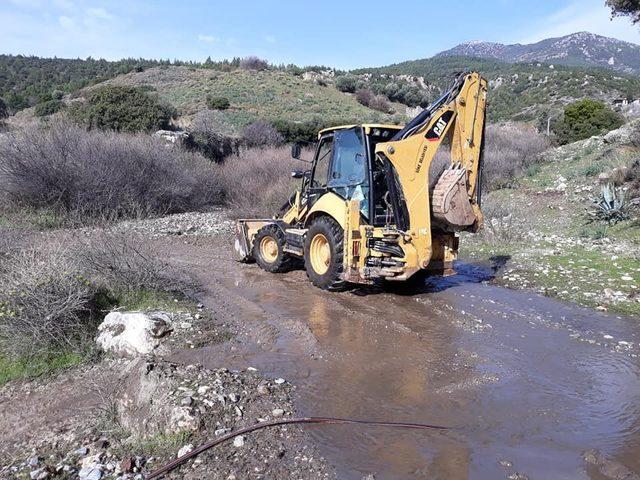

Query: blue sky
[{"left": 2, "top": 0, "right": 640, "bottom": 69}]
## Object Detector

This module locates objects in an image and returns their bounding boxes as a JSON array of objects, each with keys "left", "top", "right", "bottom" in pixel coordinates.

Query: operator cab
[{"left": 297, "top": 124, "right": 402, "bottom": 226}]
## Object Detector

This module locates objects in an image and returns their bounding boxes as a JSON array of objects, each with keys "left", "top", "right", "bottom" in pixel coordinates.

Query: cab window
[{"left": 312, "top": 135, "right": 333, "bottom": 188}]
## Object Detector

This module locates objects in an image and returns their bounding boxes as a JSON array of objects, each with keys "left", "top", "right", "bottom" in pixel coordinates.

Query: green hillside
[
  {"left": 354, "top": 56, "right": 640, "bottom": 123},
  {"left": 84, "top": 66, "right": 402, "bottom": 134}
]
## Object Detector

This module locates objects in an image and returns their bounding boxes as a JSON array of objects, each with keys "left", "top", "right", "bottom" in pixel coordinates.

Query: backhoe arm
[{"left": 374, "top": 71, "right": 488, "bottom": 268}]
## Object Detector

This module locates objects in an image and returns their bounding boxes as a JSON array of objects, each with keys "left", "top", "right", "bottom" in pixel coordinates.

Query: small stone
[
  {"left": 30, "top": 468, "right": 48, "bottom": 480},
  {"left": 621, "top": 275, "right": 633, "bottom": 281},
  {"left": 233, "top": 436, "right": 245, "bottom": 448},
  {"left": 257, "top": 384, "right": 270, "bottom": 395},
  {"left": 603, "top": 334, "right": 614, "bottom": 340},
  {"left": 197, "top": 386, "right": 210, "bottom": 395},
  {"left": 181, "top": 396, "right": 193, "bottom": 406},
  {"left": 228, "top": 393, "right": 239, "bottom": 403},
  {"left": 274, "top": 378, "right": 285, "bottom": 385},
  {"left": 194, "top": 313, "right": 202, "bottom": 320},
  {"left": 499, "top": 459, "right": 513, "bottom": 468},
  {"left": 28, "top": 457, "right": 40, "bottom": 467},
  {"left": 177, "top": 444, "right": 194, "bottom": 457},
  {"left": 74, "top": 447, "right": 89, "bottom": 456},
  {"left": 78, "top": 466, "right": 102, "bottom": 480},
  {"left": 247, "top": 367, "right": 258, "bottom": 372},
  {"left": 272, "top": 408, "right": 285, "bottom": 417},
  {"left": 197, "top": 303, "right": 204, "bottom": 309}
]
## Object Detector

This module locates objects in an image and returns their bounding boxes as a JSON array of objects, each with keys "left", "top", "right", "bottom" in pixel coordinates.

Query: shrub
[
  {"left": 242, "top": 121, "right": 284, "bottom": 147},
  {"left": 0, "top": 122, "right": 222, "bottom": 223},
  {"left": 607, "top": 0, "right": 640, "bottom": 23},
  {"left": 0, "top": 98, "right": 7, "bottom": 120},
  {"left": 218, "top": 145, "right": 299, "bottom": 217},
  {"left": 481, "top": 124, "right": 550, "bottom": 190},
  {"left": 0, "top": 232, "right": 193, "bottom": 361},
  {"left": 206, "top": 95, "right": 231, "bottom": 110},
  {"left": 239, "top": 56, "right": 269, "bottom": 71},
  {"left": 0, "top": 243, "right": 97, "bottom": 359},
  {"left": 69, "top": 85, "right": 176, "bottom": 133},
  {"left": 335, "top": 75, "right": 358, "bottom": 93},
  {"left": 553, "top": 99, "right": 624, "bottom": 145},
  {"left": 355, "top": 89, "right": 391, "bottom": 113},
  {"left": 189, "top": 110, "right": 238, "bottom": 162},
  {"left": 34, "top": 99, "right": 64, "bottom": 117}
]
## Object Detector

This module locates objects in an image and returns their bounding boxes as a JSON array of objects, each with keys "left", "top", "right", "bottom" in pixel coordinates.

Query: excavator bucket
[
  {"left": 233, "top": 220, "right": 252, "bottom": 263},
  {"left": 432, "top": 167, "right": 477, "bottom": 230}
]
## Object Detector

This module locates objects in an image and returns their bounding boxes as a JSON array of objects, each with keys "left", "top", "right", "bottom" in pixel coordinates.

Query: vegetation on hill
[
  {"left": 355, "top": 56, "right": 640, "bottom": 123},
  {"left": 553, "top": 99, "right": 624, "bottom": 144},
  {"left": 98, "top": 66, "right": 402, "bottom": 135},
  {"left": 69, "top": 85, "right": 177, "bottom": 133}
]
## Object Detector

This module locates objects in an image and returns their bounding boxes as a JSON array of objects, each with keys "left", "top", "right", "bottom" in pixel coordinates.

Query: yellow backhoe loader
[{"left": 233, "top": 71, "right": 488, "bottom": 290}]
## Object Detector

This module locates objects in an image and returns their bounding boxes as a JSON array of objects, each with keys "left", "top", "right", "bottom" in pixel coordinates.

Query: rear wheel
[
  {"left": 253, "top": 224, "right": 292, "bottom": 273},
  {"left": 304, "top": 216, "right": 346, "bottom": 291}
]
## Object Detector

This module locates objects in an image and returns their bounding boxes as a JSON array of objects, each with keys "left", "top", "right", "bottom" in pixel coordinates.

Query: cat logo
[{"left": 425, "top": 110, "right": 454, "bottom": 142}]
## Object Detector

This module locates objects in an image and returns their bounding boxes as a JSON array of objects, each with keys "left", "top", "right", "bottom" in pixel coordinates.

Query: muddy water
[{"left": 169, "top": 242, "right": 640, "bottom": 479}]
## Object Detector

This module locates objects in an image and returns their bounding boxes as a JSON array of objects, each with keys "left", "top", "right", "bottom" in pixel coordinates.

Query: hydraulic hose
[{"left": 145, "top": 416, "right": 450, "bottom": 479}]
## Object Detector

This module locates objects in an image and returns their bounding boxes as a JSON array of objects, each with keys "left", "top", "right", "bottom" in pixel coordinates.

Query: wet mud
[{"left": 165, "top": 236, "right": 640, "bottom": 479}]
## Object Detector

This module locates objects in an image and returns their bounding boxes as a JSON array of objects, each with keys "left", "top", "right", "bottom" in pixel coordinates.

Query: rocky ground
[
  {"left": 463, "top": 122, "right": 640, "bottom": 317},
  {"left": 0, "top": 218, "right": 333, "bottom": 480}
]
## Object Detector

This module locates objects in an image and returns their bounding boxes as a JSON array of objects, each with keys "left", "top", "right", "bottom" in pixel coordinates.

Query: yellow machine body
[{"left": 234, "top": 72, "right": 488, "bottom": 289}]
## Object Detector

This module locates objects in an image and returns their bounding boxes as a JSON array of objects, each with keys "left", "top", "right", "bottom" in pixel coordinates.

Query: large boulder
[{"left": 96, "top": 311, "right": 172, "bottom": 356}]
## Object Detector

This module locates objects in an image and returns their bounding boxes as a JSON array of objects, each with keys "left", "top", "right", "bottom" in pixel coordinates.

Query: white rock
[
  {"left": 233, "top": 436, "right": 245, "bottom": 447},
  {"left": 78, "top": 466, "right": 102, "bottom": 480},
  {"left": 274, "top": 378, "right": 285, "bottom": 385},
  {"left": 177, "top": 444, "right": 194, "bottom": 457},
  {"left": 96, "top": 311, "right": 172, "bottom": 356},
  {"left": 272, "top": 408, "right": 285, "bottom": 417}
]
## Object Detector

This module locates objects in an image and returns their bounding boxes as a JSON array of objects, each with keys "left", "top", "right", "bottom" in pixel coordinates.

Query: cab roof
[{"left": 317, "top": 123, "right": 403, "bottom": 138}]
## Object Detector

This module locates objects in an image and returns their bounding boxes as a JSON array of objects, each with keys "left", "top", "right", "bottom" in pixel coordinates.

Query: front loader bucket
[{"left": 233, "top": 220, "right": 252, "bottom": 263}]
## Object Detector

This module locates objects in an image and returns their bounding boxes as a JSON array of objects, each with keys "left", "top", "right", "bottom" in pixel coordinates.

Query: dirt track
[{"left": 160, "top": 233, "right": 640, "bottom": 480}]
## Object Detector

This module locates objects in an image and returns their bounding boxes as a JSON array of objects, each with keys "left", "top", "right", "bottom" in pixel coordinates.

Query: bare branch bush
[
  {"left": 0, "top": 242, "right": 96, "bottom": 358},
  {"left": 217, "top": 145, "right": 299, "bottom": 218},
  {"left": 74, "top": 231, "right": 195, "bottom": 296},
  {"left": 0, "top": 122, "right": 222, "bottom": 225},
  {"left": 0, "top": 232, "right": 195, "bottom": 360},
  {"left": 482, "top": 124, "right": 550, "bottom": 190}
]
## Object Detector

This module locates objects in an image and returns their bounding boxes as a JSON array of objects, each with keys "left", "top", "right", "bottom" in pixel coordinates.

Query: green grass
[
  {"left": 102, "top": 67, "right": 402, "bottom": 134},
  {"left": 0, "top": 350, "right": 87, "bottom": 385},
  {"left": 119, "top": 431, "right": 192, "bottom": 459}
]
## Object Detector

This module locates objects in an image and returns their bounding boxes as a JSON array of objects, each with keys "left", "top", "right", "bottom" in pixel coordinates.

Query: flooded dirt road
[{"left": 166, "top": 236, "right": 640, "bottom": 479}]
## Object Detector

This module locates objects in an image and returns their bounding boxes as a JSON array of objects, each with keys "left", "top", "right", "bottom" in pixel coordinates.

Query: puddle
[{"left": 168, "top": 242, "right": 640, "bottom": 479}]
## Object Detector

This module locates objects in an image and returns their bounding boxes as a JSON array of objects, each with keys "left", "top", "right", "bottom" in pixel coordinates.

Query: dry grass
[{"left": 0, "top": 122, "right": 222, "bottom": 225}]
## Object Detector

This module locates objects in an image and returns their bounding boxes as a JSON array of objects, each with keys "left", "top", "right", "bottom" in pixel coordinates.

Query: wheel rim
[
  {"left": 309, "top": 233, "right": 331, "bottom": 275},
  {"left": 259, "top": 236, "right": 279, "bottom": 263}
]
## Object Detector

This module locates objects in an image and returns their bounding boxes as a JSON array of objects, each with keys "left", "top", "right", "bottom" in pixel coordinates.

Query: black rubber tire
[
  {"left": 304, "top": 216, "right": 346, "bottom": 291},
  {"left": 253, "top": 224, "right": 292, "bottom": 273}
]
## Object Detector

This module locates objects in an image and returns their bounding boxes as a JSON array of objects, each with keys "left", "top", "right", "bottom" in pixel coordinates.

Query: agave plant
[{"left": 594, "top": 181, "right": 628, "bottom": 223}]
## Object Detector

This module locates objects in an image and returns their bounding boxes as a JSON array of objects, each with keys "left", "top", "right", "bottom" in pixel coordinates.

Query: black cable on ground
[{"left": 145, "top": 416, "right": 450, "bottom": 479}]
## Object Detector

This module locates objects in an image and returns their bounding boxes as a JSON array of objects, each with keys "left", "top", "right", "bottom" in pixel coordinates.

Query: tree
[
  {"left": 0, "top": 97, "right": 7, "bottom": 120},
  {"left": 69, "top": 85, "right": 176, "bottom": 133},
  {"left": 34, "top": 99, "right": 64, "bottom": 117},
  {"left": 553, "top": 99, "right": 624, "bottom": 144},
  {"left": 607, "top": 0, "right": 640, "bottom": 23}
]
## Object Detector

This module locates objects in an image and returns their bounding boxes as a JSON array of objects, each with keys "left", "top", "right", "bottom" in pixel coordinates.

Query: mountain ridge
[{"left": 435, "top": 32, "right": 640, "bottom": 74}]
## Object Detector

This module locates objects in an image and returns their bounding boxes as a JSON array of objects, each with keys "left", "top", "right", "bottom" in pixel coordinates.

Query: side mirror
[
  {"left": 291, "top": 169, "right": 309, "bottom": 179},
  {"left": 291, "top": 142, "right": 302, "bottom": 159}
]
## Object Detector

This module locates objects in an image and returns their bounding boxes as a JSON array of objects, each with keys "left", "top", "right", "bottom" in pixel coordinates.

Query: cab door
[{"left": 306, "top": 133, "right": 334, "bottom": 209}]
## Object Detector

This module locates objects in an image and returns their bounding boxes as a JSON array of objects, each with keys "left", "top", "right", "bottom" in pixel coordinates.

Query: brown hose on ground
[{"left": 145, "top": 416, "right": 450, "bottom": 479}]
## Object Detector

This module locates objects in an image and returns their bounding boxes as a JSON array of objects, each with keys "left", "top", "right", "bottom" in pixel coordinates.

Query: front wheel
[
  {"left": 252, "top": 224, "right": 292, "bottom": 273},
  {"left": 304, "top": 216, "right": 346, "bottom": 291}
]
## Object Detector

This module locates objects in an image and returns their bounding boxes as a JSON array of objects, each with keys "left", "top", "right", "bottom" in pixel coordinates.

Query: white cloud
[
  {"left": 264, "top": 34, "right": 276, "bottom": 44},
  {"left": 53, "top": 0, "right": 73, "bottom": 9},
  {"left": 520, "top": 0, "right": 640, "bottom": 44},
  {"left": 86, "top": 7, "right": 114, "bottom": 21},
  {"left": 58, "top": 15, "right": 74, "bottom": 28},
  {"left": 198, "top": 34, "right": 219, "bottom": 43}
]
